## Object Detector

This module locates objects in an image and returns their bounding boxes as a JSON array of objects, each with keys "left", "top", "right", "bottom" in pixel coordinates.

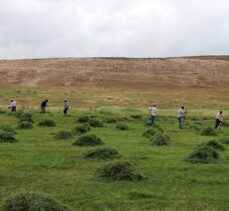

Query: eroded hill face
[{"left": 0, "top": 56, "right": 229, "bottom": 90}]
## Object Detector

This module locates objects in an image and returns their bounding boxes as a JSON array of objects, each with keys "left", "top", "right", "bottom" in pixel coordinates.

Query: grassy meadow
[{"left": 0, "top": 84, "right": 229, "bottom": 210}]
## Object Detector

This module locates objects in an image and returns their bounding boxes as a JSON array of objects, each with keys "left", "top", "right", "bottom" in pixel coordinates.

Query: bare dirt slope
[{"left": 0, "top": 56, "right": 229, "bottom": 90}]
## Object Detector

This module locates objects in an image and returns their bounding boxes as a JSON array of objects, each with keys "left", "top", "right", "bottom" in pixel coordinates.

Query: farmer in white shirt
[
  {"left": 9, "top": 99, "right": 17, "bottom": 112},
  {"left": 177, "top": 106, "right": 185, "bottom": 129},
  {"left": 215, "top": 111, "right": 223, "bottom": 129},
  {"left": 149, "top": 104, "right": 157, "bottom": 127}
]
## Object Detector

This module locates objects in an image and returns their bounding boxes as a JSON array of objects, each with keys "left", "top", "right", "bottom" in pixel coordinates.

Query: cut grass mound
[
  {"left": 0, "top": 131, "right": 18, "bottom": 143},
  {"left": 116, "top": 123, "right": 129, "bottom": 130},
  {"left": 73, "top": 134, "right": 103, "bottom": 146},
  {"left": 97, "top": 160, "right": 146, "bottom": 181},
  {"left": 143, "top": 128, "right": 160, "bottom": 138},
  {"left": 71, "top": 125, "right": 90, "bottom": 135},
  {"left": 187, "top": 146, "right": 221, "bottom": 164},
  {"left": 151, "top": 133, "right": 171, "bottom": 146},
  {"left": 17, "top": 121, "right": 33, "bottom": 129},
  {"left": 2, "top": 192, "right": 70, "bottom": 211},
  {"left": 89, "top": 119, "right": 103, "bottom": 127},
  {"left": 189, "top": 125, "right": 201, "bottom": 131},
  {"left": 200, "top": 140, "right": 225, "bottom": 151},
  {"left": 0, "top": 125, "right": 16, "bottom": 134},
  {"left": 17, "top": 112, "right": 33, "bottom": 123},
  {"left": 54, "top": 131, "right": 73, "bottom": 140},
  {"left": 201, "top": 127, "right": 217, "bottom": 136},
  {"left": 84, "top": 147, "right": 120, "bottom": 160},
  {"left": 38, "top": 119, "right": 56, "bottom": 127},
  {"left": 220, "top": 137, "right": 229, "bottom": 144},
  {"left": 130, "top": 115, "right": 143, "bottom": 120},
  {"left": 78, "top": 116, "right": 89, "bottom": 123},
  {"left": 104, "top": 117, "right": 117, "bottom": 123}
]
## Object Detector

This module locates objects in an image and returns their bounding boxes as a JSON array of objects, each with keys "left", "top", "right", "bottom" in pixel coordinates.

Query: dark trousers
[
  {"left": 151, "top": 115, "right": 156, "bottom": 126},
  {"left": 64, "top": 108, "right": 68, "bottom": 115},
  {"left": 11, "top": 106, "right": 16, "bottom": 112},
  {"left": 178, "top": 117, "right": 182, "bottom": 129},
  {"left": 215, "top": 119, "right": 221, "bottom": 129},
  {"left": 41, "top": 106, "right": 46, "bottom": 113}
]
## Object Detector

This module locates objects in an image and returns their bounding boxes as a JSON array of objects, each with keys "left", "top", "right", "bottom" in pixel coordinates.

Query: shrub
[
  {"left": 151, "top": 133, "right": 171, "bottom": 146},
  {"left": 116, "top": 123, "right": 129, "bottom": 130},
  {"left": 0, "top": 131, "right": 18, "bottom": 143},
  {"left": 38, "top": 119, "right": 56, "bottom": 127},
  {"left": 104, "top": 117, "right": 117, "bottom": 123},
  {"left": 71, "top": 125, "right": 90, "bottom": 135},
  {"left": 78, "top": 116, "right": 89, "bottom": 123},
  {"left": 89, "top": 119, "right": 103, "bottom": 127},
  {"left": 73, "top": 134, "right": 103, "bottom": 146},
  {"left": 84, "top": 147, "right": 120, "bottom": 160},
  {"left": 54, "top": 131, "right": 73, "bottom": 139},
  {"left": 219, "top": 137, "right": 229, "bottom": 144},
  {"left": 201, "top": 127, "right": 217, "bottom": 136},
  {"left": 0, "top": 125, "right": 16, "bottom": 134},
  {"left": 17, "top": 121, "right": 33, "bottom": 129},
  {"left": 2, "top": 192, "right": 70, "bottom": 211},
  {"left": 187, "top": 146, "right": 221, "bottom": 164},
  {"left": 97, "top": 160, "right": 146, "bottom": 181},
  {"left": 200, "top": 140, "right": 224, "bottom": 151},
  {"left": 143, "top": 128, "right": 159, "bottom": 138}
]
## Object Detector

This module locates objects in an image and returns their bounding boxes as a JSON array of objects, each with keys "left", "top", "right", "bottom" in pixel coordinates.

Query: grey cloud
[{"left": 0, "top": 0, "right": 229, "bottom": 59}]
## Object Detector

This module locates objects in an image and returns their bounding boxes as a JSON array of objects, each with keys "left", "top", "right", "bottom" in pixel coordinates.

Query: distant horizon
[{"left": 1, "top": 54, "right": 229, "bottom": 61}]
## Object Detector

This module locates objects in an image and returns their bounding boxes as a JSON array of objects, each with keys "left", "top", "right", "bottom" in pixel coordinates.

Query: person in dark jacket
[
  {"left": 40, "top": 99, "right": 48, "bottom": 113},
  {"left": 63, "top": 99, "right": 69, "bottom": 115}
]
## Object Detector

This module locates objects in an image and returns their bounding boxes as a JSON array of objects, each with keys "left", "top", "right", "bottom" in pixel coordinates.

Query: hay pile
[
  {"left": 201, "top": 127, "right": 217, "bottom": 136},
  {"left": 0, "top": 131, "right": 18, "bottom": 143},
  {"left": 38, "top": 119, "right": 56, "bottom": 127},
  {"left": 84, "top": 147, "right": 120, "bottom": 160},
  {"left": 73, "top": 134, "right": 103, "bottom": 146},
  {"left": 17, "top": 121, "right": 33, "bottom": 129},
  {"left": 2, "top": 192, "right": 70, "bottom": 211},
  {"left": 151, "top": 133, "right": 171, "bottom": 146},
  {"left": 71, "top": 125, "right": 90, "bottom": 135},
  {"left": 89, "top": 119, "right": 103, "bottom": 127},
  {"left": 116, "top": 123, "right": 129, "bottom": 130},
  {"left": 187, "top": 146, "right": 221, "bottom": 164},
  {"left": 54, "top": 131, "right": 73, "bottom": 139},
  {"left": 0, "top": 125, "right": 16, "bottom": 134},
  {"left": 97, "top": 161, "right": 146, "bottom": 181}
]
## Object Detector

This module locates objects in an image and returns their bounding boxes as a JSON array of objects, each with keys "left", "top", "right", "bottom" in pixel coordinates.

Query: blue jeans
[
  {"left": 178, "top": 117, "right": 182, "bottom": 129},
  {"left": 151, "top": 115, "right": 156, "bottom": 126}
]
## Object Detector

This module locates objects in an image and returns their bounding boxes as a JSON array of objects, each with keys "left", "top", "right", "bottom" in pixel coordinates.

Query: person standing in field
[
  {"left": 215, "top": 111, "right": 223, "bottom": 129},
  {"left": 63, "top": 99, "right": 69, "bottom": 116},
  {"left": 149, "top": 104, "right": 157, "bottom": 127},
  {"left": 40, "top": 99, "right": 48, "bottom": 113},
  {"left": 177, "top": 106, "right": 185, "bottom": 129},
  {"left": 9, "top": 99, "right": 17, "bottom": 112}
]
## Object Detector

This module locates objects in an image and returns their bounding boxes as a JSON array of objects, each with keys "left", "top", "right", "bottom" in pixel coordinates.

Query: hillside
[{"left": 0, "top": 56, "right": 229, "bottom": 90}]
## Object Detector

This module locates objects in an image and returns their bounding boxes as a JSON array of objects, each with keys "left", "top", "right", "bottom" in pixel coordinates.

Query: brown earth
[{"left": 0, "top": 56, "right": 229, "bottom": 91}]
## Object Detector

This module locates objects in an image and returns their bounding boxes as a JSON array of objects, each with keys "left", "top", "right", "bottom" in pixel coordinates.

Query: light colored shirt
[
  {"left": 149, "top": 106, "right": 157, "bottom": 116},
  {"left": 216, "top": 112, "right": 223, "bottom": 121},
  {"left": 177, "top": 108, "right": 184, "bottom": 118},
  {"left": 64, "top": 101, "right": 69, "bottom": 109},
  {"left": 11, "top": 100, "right": 16, "bottom": 107}
]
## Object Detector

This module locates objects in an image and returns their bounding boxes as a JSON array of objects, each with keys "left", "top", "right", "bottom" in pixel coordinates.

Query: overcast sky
[{"left": 0, "top": 0, "right": 229, "bottom": 59}]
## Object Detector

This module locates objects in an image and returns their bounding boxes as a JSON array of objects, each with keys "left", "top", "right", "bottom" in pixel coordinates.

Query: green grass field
[
  {"left": 0, "top": 104, "right": 229, "bottom": 210},
  {"left": 0, "top": 84, "right": 229, "bottom": 210}
]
